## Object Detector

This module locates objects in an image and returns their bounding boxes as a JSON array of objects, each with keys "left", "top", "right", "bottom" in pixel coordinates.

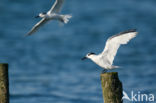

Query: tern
[
  {"left": 26, "top": 0, "right": 72, "bottom": 36},
  {"left": 82, "top": 29, "right": 138, "bottom": 72}
]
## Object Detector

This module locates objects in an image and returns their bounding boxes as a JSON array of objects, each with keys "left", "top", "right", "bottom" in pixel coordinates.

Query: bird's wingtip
[
  {"left": 24, "top": 32, "right": 33, "bottom": 37},
  {"left": 119, "top": 29, "right": 137, "bottom": 35},
  {"left": 24, "top": 33, "right": 30, "bottom": 37},
  {"left": 109, "top": 29, "right": 138, "bottom": 40}
]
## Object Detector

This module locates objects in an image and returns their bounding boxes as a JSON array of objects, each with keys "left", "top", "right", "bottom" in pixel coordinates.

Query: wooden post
[
  {"left": 101, "top": 72, "right": 123, "bottom": 103},
  {"left": 0, "top": 64, "right": 9, "bottom": 103}
]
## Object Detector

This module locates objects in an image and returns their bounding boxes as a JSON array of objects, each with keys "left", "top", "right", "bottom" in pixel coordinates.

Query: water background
[{"left": 0, "top": 0, "right": 156, "bottom": 103}]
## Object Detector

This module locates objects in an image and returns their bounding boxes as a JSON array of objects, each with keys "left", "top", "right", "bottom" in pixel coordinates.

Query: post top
[
  {"left": 0, "top": 63, "right": 8, "bottom": 67},
  {"left": 101, "top": 72, "right": 118, "bottom": 76}
]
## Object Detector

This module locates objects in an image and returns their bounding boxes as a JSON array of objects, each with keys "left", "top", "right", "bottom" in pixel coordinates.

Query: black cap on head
[
  {"left": 81, "top": 52, "right": 95, "bottom": 61},
  {"left": 88, "top": 52, "right": 95, "bottom": 56},
  {"left": 42, "top": 12, "right": 47, "bottom": 14},
  {"left": 35, "top": 15, "right": 40, "bottom": 18}
]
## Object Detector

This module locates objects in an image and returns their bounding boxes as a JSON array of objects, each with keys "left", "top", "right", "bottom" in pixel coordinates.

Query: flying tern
[{"left": 26, "top": 0, "right": 72, "bottom": 36}]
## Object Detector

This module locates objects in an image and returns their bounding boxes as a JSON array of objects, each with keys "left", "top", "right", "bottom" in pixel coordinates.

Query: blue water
[{"left": 0, "top": 0, "right": 156, "bottom": 103}]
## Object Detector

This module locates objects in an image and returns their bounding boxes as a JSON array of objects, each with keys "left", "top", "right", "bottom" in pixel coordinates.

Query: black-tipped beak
[
  {"left": 35, "top": 15, "right": 40, "bottom": 18},
  {"left": 81, "top": 57, "right": 87, "bottom": 60}
]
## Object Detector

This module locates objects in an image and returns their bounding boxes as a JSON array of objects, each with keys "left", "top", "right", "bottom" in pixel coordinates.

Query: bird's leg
[
  {"left": 100, "top": 69, "right": 108, "bottom": 80},
  {"left": 101, "top": 69, "right": 108, "bottom": 74}
]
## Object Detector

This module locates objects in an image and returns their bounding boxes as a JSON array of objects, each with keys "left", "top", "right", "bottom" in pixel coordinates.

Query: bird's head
[
  {"left": 35, "top": 12, "right": 46, "bottom": 18},
  {"left": 81, "top": 52, "right": 96, "bottom": 60}
]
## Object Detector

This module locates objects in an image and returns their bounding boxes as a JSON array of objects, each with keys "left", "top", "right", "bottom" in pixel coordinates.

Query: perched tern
[
  {"left": 26, "top": 0, "right": 72, "bottom": 36},
  {"left": 82, "top": 29, "right": 138, "bottom": 72}
]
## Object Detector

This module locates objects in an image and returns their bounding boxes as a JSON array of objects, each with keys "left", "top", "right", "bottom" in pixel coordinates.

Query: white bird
[
  {"left": 26, "top": 0, "right": 72, "bottom": 36},
  {"left": 82, "top": 29, "right": 138, "bottom": 72}
]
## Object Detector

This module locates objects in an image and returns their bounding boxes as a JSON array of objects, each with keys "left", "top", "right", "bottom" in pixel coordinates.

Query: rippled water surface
[{"left": 0, "top": 0, "right": 156, "bottom": 103}]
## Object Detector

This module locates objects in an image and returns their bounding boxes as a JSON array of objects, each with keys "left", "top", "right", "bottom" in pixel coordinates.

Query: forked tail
[
  {"left": 61, "top": 15, "right": 72, "bottom": 24},
  {"left": 111, "top": 65, "right": 120, "bottom": 69}
]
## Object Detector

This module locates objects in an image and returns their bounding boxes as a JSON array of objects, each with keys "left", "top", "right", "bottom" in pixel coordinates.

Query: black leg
[{"left": 101, "top": 69, "right": 108, "bottom": 74}]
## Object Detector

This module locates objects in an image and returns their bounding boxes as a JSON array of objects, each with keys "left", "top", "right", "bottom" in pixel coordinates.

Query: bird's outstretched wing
[
  {"left": 102, "top": 29, "right": 138, "bottom": 65},
  {"left": 49, "top": 0, "right": 64, "bottom": 13},
  {"left": 26, "top": 18, "right": 48, "bottom": 36}
]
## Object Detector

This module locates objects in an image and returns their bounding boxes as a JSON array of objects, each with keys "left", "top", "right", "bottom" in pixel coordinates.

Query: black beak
[
  {"left": 81, "top": 57, "right": 87, "bottom": 60},
  {"left": 35, "top": 15, "right": 40, "bottom": 18}
]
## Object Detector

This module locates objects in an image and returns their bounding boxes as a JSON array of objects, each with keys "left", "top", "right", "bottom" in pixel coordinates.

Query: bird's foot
[{"left": 101, "top": 69, "right": 108, "bottom": 74}]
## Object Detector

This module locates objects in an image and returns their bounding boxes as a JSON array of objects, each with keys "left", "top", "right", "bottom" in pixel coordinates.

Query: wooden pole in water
[
  {"left": 101, "top": 72, "right": 123, "bottom": 103},
  {"left": 0, "top": 64, "right": 9, "bottom": 103}
]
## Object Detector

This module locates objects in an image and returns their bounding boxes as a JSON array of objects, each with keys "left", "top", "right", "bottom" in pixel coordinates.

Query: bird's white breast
[{"left": 90, "top": 54, "right": 111, "bottom": 69}]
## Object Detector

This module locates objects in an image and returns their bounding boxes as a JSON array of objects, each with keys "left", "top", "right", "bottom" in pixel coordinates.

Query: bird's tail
[
  {"left": 111, "top": 65, "right": 120, "bottom": 69},
  {"left": 61, "top": 15, "right": 72, "bottom": 24}
]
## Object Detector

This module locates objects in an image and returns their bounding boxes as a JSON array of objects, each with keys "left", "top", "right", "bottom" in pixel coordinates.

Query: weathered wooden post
[
  {"left": 0, "top": 64, "right": 9, "bottom": 103},
  {"left": 101, "top": 72, "right": 123, "bottom": 103}
]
